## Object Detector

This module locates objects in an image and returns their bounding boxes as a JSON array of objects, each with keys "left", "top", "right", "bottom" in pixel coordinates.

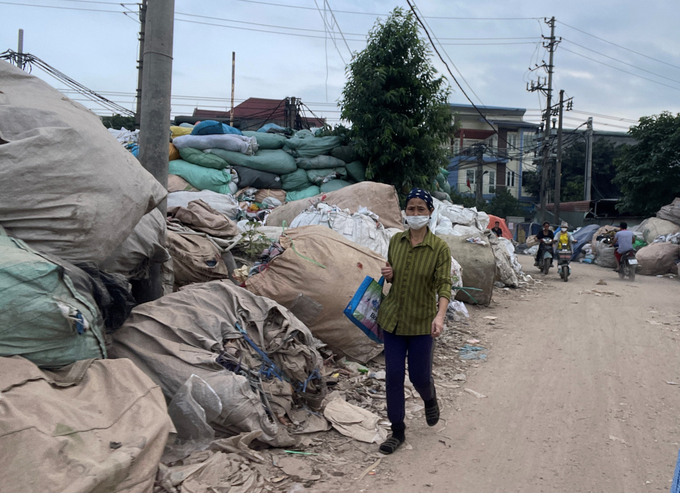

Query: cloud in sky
[{"left": 2, "top": 0, "right": 679, "bottom": 131}]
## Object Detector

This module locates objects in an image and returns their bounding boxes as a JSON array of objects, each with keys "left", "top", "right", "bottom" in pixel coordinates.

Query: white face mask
[{"left": 405, "top": 215, "right": 430, "bottom": 230}]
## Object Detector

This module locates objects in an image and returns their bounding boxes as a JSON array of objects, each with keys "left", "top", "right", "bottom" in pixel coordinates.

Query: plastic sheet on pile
[
  {"left": 290, "top": 203, "right": 394, "bottom": 258},
  {"left": 167, "top": 191, "right": 240, "bottom": 219},
  {"left": 267, "top": 181, "right": 404, "bottom": 231},
  {"left": 173, "top": 134, "right": 258, "bottom": 155}
]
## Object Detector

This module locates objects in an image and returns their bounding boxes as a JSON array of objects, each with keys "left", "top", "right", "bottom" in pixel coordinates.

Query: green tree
[
  {"left": 481, "top": 188, "right": 524, "bottom": 218},
  {"left": 101, "top": 114, "right": 136, "bottom": 130},
  {"left": 340, "top": 8, "right": 452, "bottom": 201},
  {"left": 614, "top": 112, "right": 680, "bottom": 215}
]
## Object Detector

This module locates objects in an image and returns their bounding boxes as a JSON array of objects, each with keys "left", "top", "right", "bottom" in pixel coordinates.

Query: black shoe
[
  {"left": 379, "top": 433, "right": 405, "bottom": 455},
  {"left": 425, "top": 398, "right": 440, "bottom": 426}
]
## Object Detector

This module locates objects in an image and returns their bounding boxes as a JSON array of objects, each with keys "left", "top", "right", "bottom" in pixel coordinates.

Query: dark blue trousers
[{"left": 383, "top": 329, "right": 436, "bottom": 430}]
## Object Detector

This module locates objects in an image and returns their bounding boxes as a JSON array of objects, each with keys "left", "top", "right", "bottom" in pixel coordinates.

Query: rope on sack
[{"left": 452, "top": 286, "right": 483, "bottom": 305}]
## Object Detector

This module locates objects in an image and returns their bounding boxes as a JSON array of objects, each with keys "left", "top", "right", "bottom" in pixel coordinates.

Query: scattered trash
[
  {"left": 459, "top": 344, "right": 487, "bottom": 360},
  {"left": 666, "top": 381, "right": 679, "bottom": 385},
  {"left": 276, "top": 456, "right": 321, "bottom": 481},
  {"left": 483, "top": 316, "right": 497, "bottom": 320},
  {"left": 453, "top": 373, "right": 467, "bottom": 381},
  {"left": 357, "top": 458, "right": 382, "bottom": 481},
  {"left": 322, "top": 393, "right": 387, "bottom": 444},
  {"left": 609, "top": 435, "right": 627, "bottom": 444},
  {"left": 464, "top": 388, "right": 487, "bottom": 399},
  {"left": 596, "top": 279, "right": 608, "bottom": 285}
]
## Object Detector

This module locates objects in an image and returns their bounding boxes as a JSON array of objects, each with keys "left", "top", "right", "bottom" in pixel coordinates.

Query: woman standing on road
[{"left": 377, "top": 188, "right": 452, "bottom": 455}]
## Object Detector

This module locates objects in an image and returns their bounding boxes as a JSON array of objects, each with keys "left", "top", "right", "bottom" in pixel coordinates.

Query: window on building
[
  {"left": 507, "top": 133, "right": 518, "bottom": 150},
  {"left": 466, "top": 169, "right": 475, "bottom": 189},
  {"left": 487, "top": 170, "right": 496, "bottom": 193},
  {"left": 453, "top": 140, "right": 460, "bottom": 155},
  {"left": 523, "top": 132, "right": 536, "bottom": 155},
  {"left": 507, "top": 170, "right": 516, "bottom": 187}
]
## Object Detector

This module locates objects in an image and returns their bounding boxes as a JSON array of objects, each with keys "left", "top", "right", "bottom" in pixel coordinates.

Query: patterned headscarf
[{"left": 406, "top": 188, "right": 434, "bottom": 211}]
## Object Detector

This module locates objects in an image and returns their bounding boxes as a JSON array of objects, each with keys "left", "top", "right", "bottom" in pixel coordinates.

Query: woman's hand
[
  {"left": 381, "top": 262, "right": 393, "bottom": 283},
  {"left": 431, "top": 314, "right": 445, "bottom": 338}
]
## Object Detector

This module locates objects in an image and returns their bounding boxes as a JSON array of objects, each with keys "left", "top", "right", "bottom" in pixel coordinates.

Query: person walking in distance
[{"left": 377, "top": 188, "right": 452, "bottom": 455}]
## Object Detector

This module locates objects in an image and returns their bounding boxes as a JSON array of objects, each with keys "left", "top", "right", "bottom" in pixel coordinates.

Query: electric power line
[
  {"left": 558, "top": 20, "right": 680, "bottom": 72},
  {"left": 560, "top": 47, "right": 680, "bottom": 92},
  {"left": 562, "top": 39, "right": 680, "bottom": 86},
  {"left": 0, "top": 1, "right": 129, "bottom": 13}
]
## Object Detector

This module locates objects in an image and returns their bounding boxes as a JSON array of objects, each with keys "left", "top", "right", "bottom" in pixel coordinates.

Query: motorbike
[
  {"left": 618, "top": 250, "right": 637, "bottom": 282},
  {"left": 537, "top": 238, "right": 554, "bottom": 275},
  {"left": 556, "top": 249, "right": 572, "bottom": 282}
]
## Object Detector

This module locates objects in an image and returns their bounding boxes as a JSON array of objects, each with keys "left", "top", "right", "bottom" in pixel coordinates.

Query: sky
[{"left": 2, "top": 0, "right": 680, "bottom": 132}]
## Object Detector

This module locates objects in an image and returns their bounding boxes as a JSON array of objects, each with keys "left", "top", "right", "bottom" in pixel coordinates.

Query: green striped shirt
[{"left": 377, "top": 228, "right": 452, "bottom": 336}]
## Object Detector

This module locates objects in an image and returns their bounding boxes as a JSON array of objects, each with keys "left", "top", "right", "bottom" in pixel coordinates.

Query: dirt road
[{"left": 355, "top": 256, "right": 680, "bottom": 493}]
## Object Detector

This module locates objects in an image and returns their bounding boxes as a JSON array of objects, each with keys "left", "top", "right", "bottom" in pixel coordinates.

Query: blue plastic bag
[
  {"left": 191, "top": 120, "right": 243, "bottom": 136},
  {"left": 343, "top": 276, "right": 384, "bottom": 344}
]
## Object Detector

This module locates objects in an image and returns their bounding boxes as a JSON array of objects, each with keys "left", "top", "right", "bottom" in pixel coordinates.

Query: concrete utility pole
[
  {"left": 584, "top": 117, "right": 594, "bottom": 201},
  {"left": 475, "top": 143, "right": 485, "bottom": 205},
  {"left": 135, "top": 0, "right": 174, "bottom": 302},
  {"left": 135, "top": 0, "right": 147, "bottom": 126},
  {"left": 554, "top": 90, "right": 564, "bottom": 224},
  {"left": 230, "top": 51, "right": 235, "bottom": 127},
  {"left": 17, "top": 29, "right": 24, "bottom": 69},
  {"left": 539, "top": 16, "right": 557, "bottom": 223}
]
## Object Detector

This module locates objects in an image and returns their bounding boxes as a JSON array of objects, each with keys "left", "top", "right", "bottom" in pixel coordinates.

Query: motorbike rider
[
  {"left": 535, "top": 221, "right": 554, "bottom": 266},
  {"left": 613, "top": 222, "right": 635, "bottom": 272},
  {"left": 555, "top": 221, "right": 576, "bottom": 252}
]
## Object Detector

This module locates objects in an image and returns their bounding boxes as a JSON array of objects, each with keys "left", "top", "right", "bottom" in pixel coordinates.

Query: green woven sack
[
  {"left": 345, "top": 161, "right": 366, "bottom": 182},
  {"left": 283, "top": 135, "right": 341, "bottom": 158},
  {"left": 0, "top": 232, "right": 105, "bottom": 368},
  {"left": 306, "top": 167, "right": 347, "bottom": 185},
  {"left": 207, "top": 149, "right": 297, "bottom": 175},
  {"left": 169, "top": 159, "right": 232, "bottom": 194},
  {"left": 320, "top": 179, "right": 353, "bottom": 193},
  {"left": 242, "top": 131, "right": 287, "bottom": 150},
  {"left": 295, "top": 155, "right": 346, "bottom": 170},
  {"left": 281, "top": 168, "right": 312, "bottom": 191},
  {"left": 285, "top": 185, "right": 321, "bottom": 202},
  {"left": 179, "top": 147, "right": 229, "bottom": 169}
]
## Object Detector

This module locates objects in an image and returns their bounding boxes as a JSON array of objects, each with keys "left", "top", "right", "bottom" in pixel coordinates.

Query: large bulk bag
[
  {"left": 167, "top": 191, "right": 240, "bottom": 220},
  {"left": 173, "top": 134, "right": 257, "bottom": 155},
  {"left": 639, "top": 217, "right": 680, "bottom": 244},
  {"left": 166, "top": 230, "right": 230, "bottom": 288},
  {"left": 242, "top": 130, "right": 287, "bottom": 149},
  {"left": 281, "top": 168, "right": 313, "bottom": 191},
  {"left": 170, "top": 125, "right": 192, "bottom": 138},
  {"left": 438, "top": 234, "right": 495, "bottom": 305},
  {"left": 306, "top": 167, "right": 347, "bottom": 185},
  {"left": 285, "top": 186, "right": 321, "bottom": 203},
  {"left": 0, "top": 231, "right": 106, "bottom": 368},
  {"left": 320, "top": 179, "right": 353, "bottom": 193},
  {"left": 191, "top": 120, "right": 243, "bottom": 136},
  {"left": 111, "top": 281, "right": 322, "bottom": 447},
  {"left": 636, "top": 243, "right": 680, "bottom": 275},
  {"left": 283, "top": 134, "right": 341, "bottom": 158},
  {"left": 247, "top": 226, "right": 384, "bottom": 363},
  {"left": 207, "top": 148, "right": 297, "bottom": 175},
  {"left": 179, "top": 147, "right": 229, "bottom": 169},
  {"left": 168, "top": 174, "right": 198, "bottom": 192},
  {"left": 0, "top": 356, "right": 172, "bottom": 493},
  {"left": 0, "top": 60, "right": 166, "bottom": 265},
  {"left": 169, "top": 142, "right": 180, "bottom": 161},
  {"left": 169, "top": 159, "right": 232, "bottom": 194},
  {"left": 657, "top": 198, "right": 680, "bottom": 227},
  {"left": 232, "top": 165, "right": 283, "bottom": 189},
  {"left": 296, "top": 155, "right": 346, "bottom": 170},
  {"left": 100, "top": 209, "right": 170, "bottom": 280},
  {"left": 268, "top": 182, "right": 404, "bottom": 230},
  {"left": 345, "top": 161, "right": 366, "bottom": 182}
]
